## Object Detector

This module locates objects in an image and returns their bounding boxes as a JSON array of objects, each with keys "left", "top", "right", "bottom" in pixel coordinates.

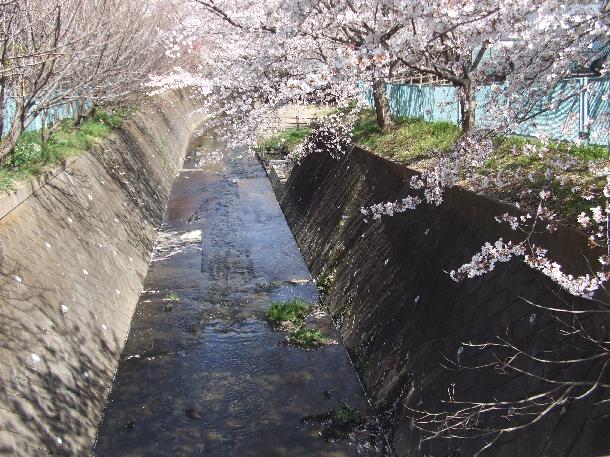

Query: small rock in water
[
  {"left": 323, "top": 390, "right": 332, "bottom": 400},
  {"left": 186, "top": 407, "right": 203, "bottom": 420},
  {"left": 125, "top": 421, "right": 135, "bottom": 430}
]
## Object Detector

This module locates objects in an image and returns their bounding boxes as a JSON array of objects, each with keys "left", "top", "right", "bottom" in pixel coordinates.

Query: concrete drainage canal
[{"left": 93, "top": 135, "right": 392, "bottom": 457}]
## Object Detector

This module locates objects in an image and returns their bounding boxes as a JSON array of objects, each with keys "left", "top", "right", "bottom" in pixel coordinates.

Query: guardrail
[{"left": 282, "top": 116, "right": 318, "bottom": 130}]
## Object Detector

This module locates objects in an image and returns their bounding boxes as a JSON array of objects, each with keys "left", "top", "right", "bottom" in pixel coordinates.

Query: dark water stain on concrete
[{"left": 94, "top": 137, "right": 391, "bottom": 456}]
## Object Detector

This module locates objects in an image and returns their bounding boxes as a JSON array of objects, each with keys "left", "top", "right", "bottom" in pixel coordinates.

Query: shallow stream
[{"left": 94, "top": 137, "right": 390, "bottom": 456}]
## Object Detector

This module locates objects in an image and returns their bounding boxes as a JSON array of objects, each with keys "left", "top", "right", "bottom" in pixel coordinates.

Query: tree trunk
[
  {"left": 0, "top": 120, "right": 23, "bottom": 165},
  {"left": 372, "top": 78, "right": 394, "bottom": 131},
  {"left": 40, "top": 110, "right": 52, "bottom": 163},
  {"left": 0, "top": 100, "right": 26, "bottom": 165},
  {"left": 458, "top": 82, "right": 476, "bottom": 134},
  {"left": 72, "top": 100, "right": 86, "bottom": 126},
  {"left": 84, "top": 104, "right": 96, "bottom": 120},
  {"left": 0, "top": 78, "right": 6, "bottom": 138}
]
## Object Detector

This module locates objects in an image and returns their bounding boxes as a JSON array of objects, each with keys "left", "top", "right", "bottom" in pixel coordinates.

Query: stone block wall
[
  {"left": 0, "top": 90, "right": 205, "bottom": 455},
  {"left": 277, "top": 147, "right": 610, "bottom": 456}
]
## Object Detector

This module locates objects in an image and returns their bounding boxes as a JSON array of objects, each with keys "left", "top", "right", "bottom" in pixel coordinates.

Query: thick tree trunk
[
  {"left": 458, "top": 82, "right": 476, "bottom": 134},
  {"left": 40, "top": 110, "right": 52, "bottom": 163},
  {"left": 83, "top": 103, "right": 96, "bottom": 121},
  {"left": 72, "top": 100, "right": 86, "bottom": 126},
  {"left": 372, "top": 78, "right": 394, "bottom": 131}
]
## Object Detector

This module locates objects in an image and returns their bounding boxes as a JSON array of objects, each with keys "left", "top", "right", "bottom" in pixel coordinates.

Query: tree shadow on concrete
[{"left": 0, "top": 267, "right": 120, "bottom": 456}]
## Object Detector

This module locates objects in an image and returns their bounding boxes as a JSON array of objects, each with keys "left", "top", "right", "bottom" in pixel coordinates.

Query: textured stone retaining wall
[
  {"left": 0, "top": 90, "right": 205, "bottom": 456},
  {"left": 276, "top": 147, "right": 610, "bottom": 457}
]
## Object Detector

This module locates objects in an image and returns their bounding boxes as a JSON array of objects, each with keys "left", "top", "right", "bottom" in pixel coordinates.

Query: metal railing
[{"left": 282, "top": 116, "right": 318, "bottom": 130}]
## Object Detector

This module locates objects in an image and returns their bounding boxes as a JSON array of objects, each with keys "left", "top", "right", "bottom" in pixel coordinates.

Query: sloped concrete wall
[
  {"left": 276, "top": 147, "right": 610, "bottom": 457},
  {"left": 0, "top": 90, "right": 205, "bottom": 455}
]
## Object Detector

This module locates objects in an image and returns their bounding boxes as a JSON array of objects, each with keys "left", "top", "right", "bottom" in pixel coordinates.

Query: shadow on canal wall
[
  {"left": 274, "top": 147, "right": 610, "bottom": 457},
  {"left": 0, "top": 89, "right": 206, "bottom": 455}
]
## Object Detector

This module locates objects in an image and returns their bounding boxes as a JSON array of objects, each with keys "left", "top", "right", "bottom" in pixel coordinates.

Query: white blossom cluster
[
  {"left": 362, "top": 135, "right": 493, "bottom": 217},
  {"left": 524, "top": 246, "right": 610, "bottom": 299},
  {"left": 451, "top": 239, "right": 610, "bottom": 298},
  {"left": 287, "top": 112, "right": 354, "bottom": 163},
  {"left": 450, "top": 239, "right": 526, "bottom": 281},
  {"left": 465, "top": 185, "right": 610, "bottom": 297},
  {"left": 576, "top": 177, "right": 610, "bottom": 247},
  {"left": 361, "top": 196, "right": 422, "bottom": 220}
]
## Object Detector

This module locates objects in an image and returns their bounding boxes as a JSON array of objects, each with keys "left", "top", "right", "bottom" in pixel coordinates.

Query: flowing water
[{"left": 94, "top": 136, "right": 391, "bottom": 456}]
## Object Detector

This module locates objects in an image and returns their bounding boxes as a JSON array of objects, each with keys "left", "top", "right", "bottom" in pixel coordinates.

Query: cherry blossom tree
[
  {"left": 168, "top": 0, "right": 609, "bottom": 138},
  {"left": 153, "top": 1, "right": 610, "bottom": 453},
  {"left": 0, "top": 0, "right": 175, "bottom": 161}
]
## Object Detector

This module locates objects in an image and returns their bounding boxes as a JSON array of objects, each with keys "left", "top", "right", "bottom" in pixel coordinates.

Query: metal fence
[
  {"left": 1, "top": 100, "right": 82, "bottom": 137},
  {"left": 373, "top": 77, "right": 609, "bottom": 145},
  {"left": 281, "top": 115, "right": 318, "bottom": 130}
]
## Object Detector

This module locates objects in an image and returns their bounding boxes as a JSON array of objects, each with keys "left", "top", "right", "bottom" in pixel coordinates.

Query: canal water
[{"left": 94, "top": 136, "right": 390, "bottom": 456}]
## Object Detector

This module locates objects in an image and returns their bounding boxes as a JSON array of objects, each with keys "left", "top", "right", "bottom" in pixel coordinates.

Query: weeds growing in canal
[
  {"left": 286, "top": 327, "right": 328, "bottom": 349},
  {"left": 302, "top": 404, "right": 369, "bottom": 443},
  {"left": 333, "top": 405, "right": 361, "bottom": 424},
  {"left": 165, "top": 292, "right": 180, "bottom": 302},
  {"left": 267, "top": 298, "right": 310, "bottom": 325}
]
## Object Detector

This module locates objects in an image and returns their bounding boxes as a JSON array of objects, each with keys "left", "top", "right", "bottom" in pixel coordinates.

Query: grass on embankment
[
  {"left": 257, "top": 127, "right": 311, "bottom": 159},
  {"left": 351, "top": 108, "right": 608, "bottom": 224},
  {"left": 352, "top": 109, "right": 460, "bottom": 164},
  {"left": 0, "top": 107, "right": 132, "bottom": 192}
]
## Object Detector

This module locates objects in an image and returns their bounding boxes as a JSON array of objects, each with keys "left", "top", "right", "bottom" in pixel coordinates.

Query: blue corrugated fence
[{"left": 370, "top": 78, "right": 608, "bottom": 145}]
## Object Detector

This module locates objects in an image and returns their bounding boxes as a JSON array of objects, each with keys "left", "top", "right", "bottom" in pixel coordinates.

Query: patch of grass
[
  {"left": 350, "top": 108, "right": 607, "bottom": 226},
  {"left": 351, "top": 344, "right": 370, "bottom": 373},
  {"left": 257, "top": 127, "right": 311, "bottom": 159},
  {"left": 286, "top": 327, "right": 328, "bottom": 349},
  {"left": 333, "top": 405, "right": 360, "bottom": 424},
  {"left": 352, "top": 109, "right": 460, "bottom": 164},
  {"left": 94, "top": 106, "right": 133, "bottom": 128},
  {"left": 267, "top": 298, "right": 311, "bottom": 324},
  {"left": 166, "top": 292, "right": 180, "bottom": 302},
  {"left": 338, "top": 208, "right": 349, "bottom": 228},
  {"left": 316, "top": 267, "right": 337, "bottom": 295},
  {"left": 482, "top": 134, "right": 607, "bottom": 222},
  {"left": 320, "top": 405, "right": 365, "bottom": 442},
  {"left": 0, "top": 107, "right": 133, "bottom": 192},
  {"left": 316, "top": 244, "right": 345, "bottom": 296}
]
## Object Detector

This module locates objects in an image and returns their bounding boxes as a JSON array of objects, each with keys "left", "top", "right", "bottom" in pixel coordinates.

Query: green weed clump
[
  {"left": 166, "top": 292, "right": 180, "bottom": 302},
  {"left": 267, "top": 298, "right": 310, "bottom": 325},
  {"left": 333, "top": 405, "right": 361, "bottom": 424},
  {"left": 286, "top": 327, "right": 328, "bottom": 349}
]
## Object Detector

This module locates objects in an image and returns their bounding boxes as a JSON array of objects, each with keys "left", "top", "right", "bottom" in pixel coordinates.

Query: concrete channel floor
[{"left": 94, "top": 137, "right": 390, "bottom": 456}]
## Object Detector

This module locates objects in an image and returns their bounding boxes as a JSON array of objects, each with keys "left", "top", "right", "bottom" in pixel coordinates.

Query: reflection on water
[{"left": 94, "top": 134, "right": 392, "bottom": 457}]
